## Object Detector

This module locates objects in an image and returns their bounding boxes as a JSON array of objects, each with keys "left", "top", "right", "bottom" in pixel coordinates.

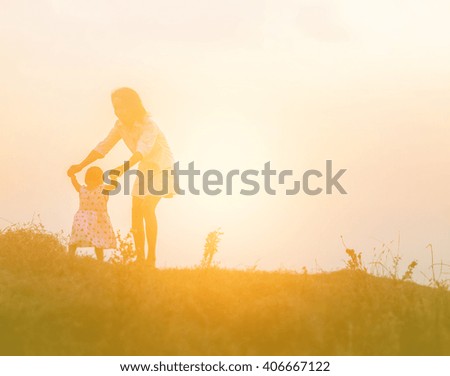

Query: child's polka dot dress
[{"left": 69, "top": 185, "right": 116, "bottom": 249}]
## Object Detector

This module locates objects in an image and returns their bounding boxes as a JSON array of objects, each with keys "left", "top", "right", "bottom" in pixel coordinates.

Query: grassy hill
[{"left": 1, "top": 224, "right": 449, "bottom": 355}]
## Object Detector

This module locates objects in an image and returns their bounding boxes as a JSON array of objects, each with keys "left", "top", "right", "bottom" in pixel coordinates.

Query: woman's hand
[
  {"left": 67, "top": 151, "right": 104, "bottom": 177},
  {"left": 111, "top": 165, "right": 125, "bottom": 178},
  {"left": 107, "top": 154, "right": 141, "bottom": 180},
  {"left": 67, "top": 164, "right": 82, "bottom": 177}
]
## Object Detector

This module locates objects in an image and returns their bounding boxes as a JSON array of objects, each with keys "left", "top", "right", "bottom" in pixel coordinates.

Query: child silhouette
[{"left": 68, "top": 166, "right": 116, "bottom": 261}]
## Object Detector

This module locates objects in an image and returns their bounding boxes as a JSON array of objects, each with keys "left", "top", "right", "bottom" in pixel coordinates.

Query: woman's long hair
[{"left": 111, "top": 87, "right": 148, "bottom": 120}]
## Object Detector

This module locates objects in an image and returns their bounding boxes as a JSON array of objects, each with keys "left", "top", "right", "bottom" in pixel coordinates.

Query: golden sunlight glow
[{"left": 1, "top": 0, "right": 450, "bottom": 274}]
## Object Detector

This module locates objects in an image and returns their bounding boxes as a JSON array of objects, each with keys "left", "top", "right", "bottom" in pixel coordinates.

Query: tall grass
[
  {"left": 342, "top": 236, "right": 448, "bottom": 289},
  {"left": 1, "top": 223, "right": 450, "bottom": 355},
  {"left": 200, "top": 228, "right": 223, "bottom": 268}
]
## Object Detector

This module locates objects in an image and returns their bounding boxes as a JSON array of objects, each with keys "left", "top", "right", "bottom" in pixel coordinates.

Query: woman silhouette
[{"left": 67, "top": 87, "right": 174, "bottom": 267}]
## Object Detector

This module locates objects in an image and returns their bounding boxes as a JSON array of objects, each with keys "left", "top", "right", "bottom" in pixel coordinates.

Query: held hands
[
  {"left": 107, "top": 165, "right": 125, "bottom": 183},
  {"left": 111, "top": 165, "right": 125, "bottom": 178},
  {"left": 67, "top": 164, "right": 82, "bottom": 177},
  {"left": 108, "top": 157, "right": 136, "bottom": 180}
]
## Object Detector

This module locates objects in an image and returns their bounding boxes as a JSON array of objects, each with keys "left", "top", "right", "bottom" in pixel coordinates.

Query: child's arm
[
  {"left": 101, "top": 170, "right": 121, "bottom": 196},
  {"left": 101, "top": 181, "right": 119, "bottom": 196},
  {"left": 69, "top": 174, "right": 81, "bottom": 193},
  {"left": 102, "top": 184, "right": 116, "bottom": 194}
]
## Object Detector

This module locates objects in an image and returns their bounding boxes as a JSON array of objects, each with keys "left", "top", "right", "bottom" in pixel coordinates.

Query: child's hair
[{"left": 85, "top": 166, "right": 104, "bottom": 187}]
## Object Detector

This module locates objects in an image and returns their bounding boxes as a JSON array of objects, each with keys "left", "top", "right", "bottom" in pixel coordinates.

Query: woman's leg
[
  {"left": 142, "top": 195, "right": 161, "bottom": 267},
  {"left": 131, "top": 196, "right": 146, "bottom": 262},
  {"left": 94, "top": 247, "right": 104, "bottom": 261}
]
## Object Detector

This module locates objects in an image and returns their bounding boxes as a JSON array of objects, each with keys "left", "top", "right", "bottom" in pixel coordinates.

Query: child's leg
[
  {"left": 68, "top": 244, "right": 77, "bottom": 256},
  {"left": 94, "top": 248, "right": 104, "bottom": 261},
  {"left": 131, "top": 196, "right": 145, "bottom": 262}
]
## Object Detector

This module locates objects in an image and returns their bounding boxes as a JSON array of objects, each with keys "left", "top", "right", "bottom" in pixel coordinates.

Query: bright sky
[{"left": 1, "top": 1, "right": 450, "bottom": 278}]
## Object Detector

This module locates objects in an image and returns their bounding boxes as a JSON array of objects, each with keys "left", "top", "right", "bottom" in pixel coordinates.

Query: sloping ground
[{"left": 1, "top": 225, "right": 450, "bottom": 355}]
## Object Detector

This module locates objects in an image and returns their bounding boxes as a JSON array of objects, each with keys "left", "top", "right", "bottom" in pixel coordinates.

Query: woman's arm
[
  {"left": 111, "top": 152, "right": 143, "bottom": 177},
  {"left": 67, "top": 150, "right": 103, "bottom": 176},
  {"left": 111, "top": 121, "right": 157, "bottom": 176},
  {"left": 67, "top": 124, "right": 122, "bottom": 176}
]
